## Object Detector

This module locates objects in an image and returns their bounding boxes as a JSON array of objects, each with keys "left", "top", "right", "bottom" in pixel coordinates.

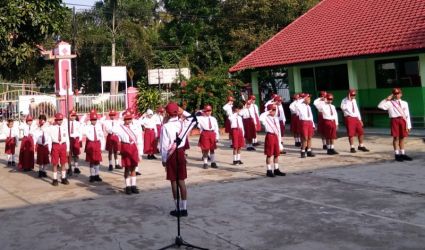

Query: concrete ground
[{"left": 0, "top": 132, "right": 424, "bottom": 250}]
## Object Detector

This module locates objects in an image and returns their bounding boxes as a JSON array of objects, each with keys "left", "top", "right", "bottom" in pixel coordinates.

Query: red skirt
[
  {"left": 51, "top": 143, "right": 67, "bottom": 166},
  {"left": 279, "top": 120, "right": 285, "bottom": 137},
  {"left": 255, "top": 114, "right": 261, "bottom": 131},
  {"left": 264, "top": 133, "right": 280, "bottom": 157},
  {"left": 231, "top": 128, "right": 245, "bottom": 149},
  {"left": 322, "top": 119, "right": 337, "bottom": 139},
  {"left": 184, "top": 137, "right": 190, "bottom": 150},
  {"left": 143, "top": 128, "right": 157, "bottom": 154},
  {"left": 344, "top": 117, "right": 364, "bottom": 137},
  {"left": 243, "top": 118, "right": 256, "bottom": 140},
  {"left": 18, "top": 136, "right": 35, "bottom": 170},
  {"left": 317, "top": 113, "right": 324, "bottom": 136},
  {"left": 85, "top": 140, "right": 102, "bottom": 164},
  {"left": 70, "top": 137, "right": 81, "bottom": 156},
  {"left": 36, "top": 144, "right": 50, "bottom": 165},
  {"left": 5, "top": 137, "right": 16, "bottom": 154},
  {"left": 300, "top": 120, "right": 314, "bottom": 139},
  {"left": 166, "top": 148, "right": 187, "bottom": 181},
  {"left": 290, "top": 114, "right": 299, "bottom": 134},
  {"left": 105, "top": 134, "right": 120, "bottom": 152},
  {"left": 391, "top": 117, "right": 408, "bottom": 138},
  {"left": 121, "top": 143, "right": 139, "bottom": 168},
  {"left": 224, "top": 118, "right": 231, "bottom": 133},
  {"left": 198, "top": 130, "right": 217, "bottom": 151}
]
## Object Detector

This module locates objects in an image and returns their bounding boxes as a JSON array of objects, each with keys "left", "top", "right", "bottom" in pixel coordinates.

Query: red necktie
[
  {"left": 58, "top": 127, "right": 61, "bottom": 142},
  {"left": 352, "top": 102, "right": 355, "bottom": 113},
  {"left": 278, "top": 107, "right": 280, "bottom": 117},
  {"left": 208, "top": 117, "right": 212, "bottom": 129},
  {"left": 329, "top": 104, "right": 333, "bottom": 115},
  {"left": 9, "top": 128, "right": 11, "bottom": 138},
  {"left": 236, "top": 117, "right": 240, "bottom": 128},
  {"left": 71, "top": 122, "right": 74, "bottom": 134},
  {"left": 42, "top": 131, "right": 45, "bottom": 144},
  {"left": 94, "top": 126, "right": 97, "bottom": 141}
]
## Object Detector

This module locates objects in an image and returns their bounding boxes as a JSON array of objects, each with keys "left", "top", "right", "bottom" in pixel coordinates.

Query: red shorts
[
  {"left": 264, "top": 133, "right": 280, "bottom": 157},
  {"left": 231, "top": 128, "right": 245, "bottom": 149},
  {"left": 105, "top": 134, "right": 120, "bottom": 152},
  {"left": 85, "top": 140, "right": 102, "bottom": 164},
  {"left": 198, "top": 130, "right": 217, "bottom": 151},
  {"left": 300, "top": 120, "right": 314, "bottom": 139},
  {"left": 322, "top": 119, "right": 337, "bottom": 139},
  {"left": 279, "top": 120, "right": 285, "bottom": 137},
  {"left": 70, "top": 137, "right": 81, "bottom": 156},
  {"left": 317, "top": 113, "right": 324, "bottom": 136},
  {"left": 290, "top": 114, "right": 299, "bottom": 134},
  {"left": 243, "top": 118, "right": 256, "bottom": 140},
  {"left": 143, "top": 128, "right": 157, "bottom": 154},
  {"left": 391, "top": 117, "right": 408, "bottom": 138},
  {"left": 121, "top": 143, "right": 139, "bottom": 168},
  {"left": 51, "top": 143, "right": 67, "bottom": 166},
  {"left": 5, "top": 137, "right": 16, "bottom": 155},
  {"left": 36, "top": 144, "right": 50, "bottom": 165},
  {"left": 19, "top": 136, "right": 35, "bottom": 170},
  {"left": 344, "top": 117, "right": 364, "bottom": 137},
  {"left": 166, "top": 148, "right": 187, "bottom": 181}
]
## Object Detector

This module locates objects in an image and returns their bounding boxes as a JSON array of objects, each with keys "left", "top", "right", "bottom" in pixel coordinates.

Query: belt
[
  {"left": 87, "top": 140, "right": 100, "bottom": 143},
  {"left": 121, "top": 142, "right": 135, "bottom": 145},
  {"left": 52, "top": 142, "right": 65, "bottom": 145}
]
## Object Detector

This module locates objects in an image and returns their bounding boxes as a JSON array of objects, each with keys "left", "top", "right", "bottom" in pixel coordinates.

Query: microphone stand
[{"left": 159, "top": 114, "right": 208, "bottom": 250}]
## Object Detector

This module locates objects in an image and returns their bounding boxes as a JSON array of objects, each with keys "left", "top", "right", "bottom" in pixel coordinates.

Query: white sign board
[
  {"left": 19, "top": 95, "right": 57, "bottom": 115},
  {"left": 101, "top": 66, "right": 127, "bottom": 82},
  {"left": 148, "top": 68, "right": 190, "bottom": 85}
]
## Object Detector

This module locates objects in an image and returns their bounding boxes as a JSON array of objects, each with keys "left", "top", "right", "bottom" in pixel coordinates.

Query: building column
[
  {"left": 347, "top": 60, "right": 359, "bottom": 90},
  {"left": 251, "top": 71, "right": 260, "bottom": 106},
  {"left": 292, "top": 66, "right": 302, "bottom": 93},
  {"left": 420, "top": 54, "right": 425, "bottom": 87}
]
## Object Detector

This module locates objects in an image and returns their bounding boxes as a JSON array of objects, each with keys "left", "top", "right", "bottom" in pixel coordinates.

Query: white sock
[
  {"left": 11, "top": 155, "right": 15, "bottom": 162},
  {"left": 95, "top": 165, "right": 100, "bottom": 175},
  {"left": 109, "top": 160, "right": 112, "bottom": 165},
  {"left": 253, "top": 138, "right": 257, "bottom": 143},
  {"left": 39, "top": 165, "right": 43, "bottom": 171},
  {"left": 53, "top": 172, "right": 58, "bottom": 180},
  {"left": 247, "top": 144, "right": 252, "bottom": 148},
  {"left": 125, "top": 178, "right": 131, "bottom": 187},
  {"left": 210, "top": 154, "right": 215, "bottom": 163},
  {"left": 237, "top": 154, "right": 241, "bottom": 161},
  {"left": 90, "top": 167, "right": 96, "bottom": 176},
  {"left": 307, "top": 148, "right": 312, "bottom": 152},
  {"left": 131, "top": 176, "right": 136, "bottom": 186},
  {"left": 322, "top": 139, "right": 326, "bottom": 145},
  {"left": 61, "top": 171, "right": 66, "bottom": 179},
  {"left": 400, "top": 149, "right": 405, "bottom": 155},
  {"left": 395, "top": 150, "right": 400, "bottom": 154},
  {"left": 74, "top": 162, "right": 79, "bottom": 168},
  {"left": 7, "top": 154, "right": 11, "bottom": 161},
  {"left": 301, "top": 149, "right": 305, "bottom": 152},
  {"left": 115, "top": 159, "right": 119, "bottom": 166},
  {"left": 182, "top": 200, "right": 187, "bottom": 210},
  {"left": 233, "top": 155, "right": 237, "bottom": 161},
  {"left": 351, "top": 145, "right": 355, "bottom": 149},
  {"left": 136, "top": 167, "right": 139, "bottom": 172},
  {"left": 267, "top": 164, "right": 272, "bottom": 170},
  {"left": 203, "top": 157, "right": 208, "bottom": 164},
  {"left": 359, "top": 144, "right": 364, "bottom": 147},
  {"left": 274, "top": 163, "right": 279, "bottom": 170},
  {"left": 327, "top": 145, "right": 331, "bottom": 149},
  {"left": 331, "top": 145, "right": 334, "bottom": 149}
]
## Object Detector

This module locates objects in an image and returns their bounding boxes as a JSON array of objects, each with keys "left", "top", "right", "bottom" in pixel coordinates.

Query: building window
[
  {"left": 300, "top": 64, "right": 349, "bottom": 92},
  {"left": 375, "top": 57, "right": 421, "bottom": 88}
]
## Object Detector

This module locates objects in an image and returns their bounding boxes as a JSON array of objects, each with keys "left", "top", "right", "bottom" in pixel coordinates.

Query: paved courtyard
[{"left": 0, "top": 132, "right": 424, "bottom": 250}]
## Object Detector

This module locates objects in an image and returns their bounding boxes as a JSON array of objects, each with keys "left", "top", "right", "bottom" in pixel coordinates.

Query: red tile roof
[{"left": 229, "top": 0, "right": 425, "bottom": 73}]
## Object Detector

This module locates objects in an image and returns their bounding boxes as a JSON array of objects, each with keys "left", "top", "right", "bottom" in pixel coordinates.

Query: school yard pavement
[{"left": 0, "top": 134, "right": 424, "bottom": 249}]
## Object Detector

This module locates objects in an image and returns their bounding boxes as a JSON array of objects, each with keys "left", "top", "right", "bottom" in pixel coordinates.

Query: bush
[{"left": 136, "top": 80, "right": 165, "bottom": 114}]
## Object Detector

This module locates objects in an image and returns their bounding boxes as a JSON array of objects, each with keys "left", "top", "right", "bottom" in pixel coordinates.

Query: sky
[{"left": 64, "top": 0, "right": 98, "bottom": 11}]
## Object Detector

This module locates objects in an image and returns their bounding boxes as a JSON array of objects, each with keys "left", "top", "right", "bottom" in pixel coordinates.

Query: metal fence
[{"left": 74, "top": 93, "right": 126, "bottom": 114}]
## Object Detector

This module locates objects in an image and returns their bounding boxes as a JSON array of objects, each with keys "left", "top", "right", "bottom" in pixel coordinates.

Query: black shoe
[
  {"left": 61, "top": 178, "right": 69, "bottom": 185},
  {"left": 247, "top": 147, "right": 256, "bottom": 151},
  {"left": 74, "top": 168, "right": 81, "bottom": 174},
  {"left": 274, "top": 169, "right": 286, "bottom": 176},
  {"left": 203, "top": 163, "right": 208, "bottom": 169},
  {"left": 295, "top": 142, "right": 301, "bottom": 147},
  {"left": 253, "top": 142, "right": 260, "bottom": 146},
  {"left": 7, "top": 161, "right": 11, "bottom": 166},
  {"left": 350, "top": 148, "right": 356, "bottom": 153},
  {"left": 233, "top": 161, "right": 238, "bottom": 165},
  {"left": 151, "top": 155, "right": 157, "bottom": 160},
  {"left": 11, "top": 161, "right": 16, "bottom": 167},
  {"left": 307, "top": 151, "right": 315, "bottom": 157},
  {"left": 180, "top": 210, "right": 188, "bottom": 217},
  {"left": 229, "top": 144, "right": 233, "bottom": 148},
  {"left": 395, "top": 154, "right": 404, "bottom": 162},
  {"left": 94, "top": 175, "right": 103, "bottom": 182},
  {"left": 125, "top": 186, "right": 132, "bottom": 195},
  {"left": 108, "top": 165, "right": 113, "bottom": 171},
  {"left": 52, "top": 179, "right": 59, "bottom": 186},
  {"left": 401, "top": 154, "right": 412, "bottom": 161},
  {"left": 136, "top": 172, "right": 141, "bottom": 176},
  {"left": 358, "top": 146, "right": 370, "bottom": 152},
  {"left": 38, "top": 171, "right": 44, "bottom": 178},
  {"left": 266, "top": 170, "right": 275, "bottom": 177},
  {"left": 170, "top": 210, "right": 180, "bottom": 217},
  {"left": 131, "top": 186, "right": 139, "bottom": 194},
  {"left": 301, "top": 152, "right": 306, "bottom": 158},
  {"left": 331, "top": 149, "right": 339, "bottom": 155},
  {"left": 281, "top": 150, "right": 287, "bottom": 154},
  {"left": 211, "top": 162, "right": 218, "bottom": 168},
  {"left": 42, "top": 171, "right": 48, "bottom": 177},
  {"left": 323, "top": 145, "right": 327, "bottom": 150},
  {"left": 238, "top": 160, "right": 244, "bottom": 165},
  {"left": 327, "top": 149, "right": 333, "bottom": 155},
  {"left": 89, "top": 176, "right": 96, "bottom": 183},
  {"left": 115, "top": 165, "right": 123, "bottom": 169},
  {"left": 67, "top": 168, "right": 73, "bottom": 176}
]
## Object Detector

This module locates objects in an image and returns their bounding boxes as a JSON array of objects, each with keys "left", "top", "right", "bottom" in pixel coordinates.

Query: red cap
[
  {"left": 156, "top": 106, "right": 165, "bottom": 113},
  {"left": 304, "top": 93, "right": 311, "bottom": 98},
  {"left": 165, "top": 102, "right": 179, "bottom": 116},
  {"left": 348, "top": 89, "right": 357, "bottom": 96},
  {"left": 123, "top": 111, "right": 133, "bottom": 120},
  {"left": 109, "top": 110, "right": 117, "bottom": 116},
  {"left": 90, "top": 113, "right": 98, "bottom": 120},
  {"left": 299, "top": 93, "right": 306, "bottom": 98},
  {"left": 293, "top": 93, "right": 300, "bottom": 100},
  {"left": 90, "top": 109, "right": 97, "bottom": 114},
  {"left": 26, "top": 115, "right": 33, "bottom": 122},
  {"left": 246, "top": 99, "right": 253, "bottom": 105},
  {"left": 271, "top": 93, "right": 278, "bottom": 99},
  {"left": 70, "top": 110, "right": 77, "bottom": 117},
  {"left": 227, "top": 96, "right": 235, "bottom": 102},
  {"left": 319, "top": 91, "right": 327, "bottom": 98},
  {"left": 326, "top": 93, "right": 334, "bottom": 100},
  {"left": 55, "top": 113, "right": 64, "bottom": 120},
  {"left": 249, "top": 95, "right": 256, "bottom": 101},
  {"left": 267, "top": 104, "right": 276, "bottom": 111},
  {"left": 274, "top": 95, "right": 282, "bottom": 102},
  {"left": 203, "top": 105, "right": 212, "bottom": 112},
  {"left": 392, "top": 88, "right": 401, "bottom": 95}
]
